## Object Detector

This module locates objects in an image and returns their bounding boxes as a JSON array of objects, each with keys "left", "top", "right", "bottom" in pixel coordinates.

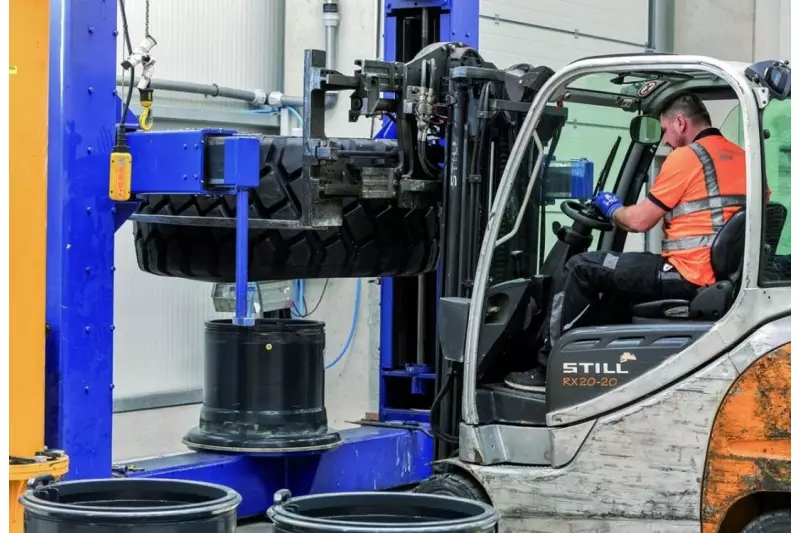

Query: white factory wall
[
  {"left": 113, "top": 0, "right": 384, "bottom": 461},
  {"left": 114, "top": 0, "right": 285, "bottom": 129},
  {"left": 282, "top": 0, "right": 384, "bottom": 431},
  {"left": 674, "top": 0, "right": 791, "bottom": 62},
  {"left": 112, "top": 0, "right": 790, "bottom": 461},
  {"left": 112, "top": 0, "right": 288, "bottom": 460}
]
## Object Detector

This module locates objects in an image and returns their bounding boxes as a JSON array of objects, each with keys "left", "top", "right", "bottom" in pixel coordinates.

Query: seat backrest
[
  {"left": 764, "top": 201, "right": 788, "bottom": 255},
  {"left": 711, "top": 209, "right": 746, "bottom": 281}
]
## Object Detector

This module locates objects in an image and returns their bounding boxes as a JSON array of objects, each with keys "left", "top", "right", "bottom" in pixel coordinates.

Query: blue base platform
[{"left": 123, "top": 427, "right": 433, "bottom": 518}]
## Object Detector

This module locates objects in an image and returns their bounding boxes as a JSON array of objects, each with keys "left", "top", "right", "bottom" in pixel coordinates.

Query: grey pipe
[
  {"left": 117, "top": 76, "right": 269, "bottom": 104},
  {"left": 116, "top": 75, "right": 305, "bottom": 108},
  {"left": 115, "top": 1, "right": 340, "bottom": 113},
  {"left": 323, "top": 0, "right": 340, "bottom": 109},
  {"left": 648, "top": 0, "right": 674, "bottom": 52},
  {"left": 644, "top": 0, "right": 673, "bottom": 253},
  {"left": 325, "top": 25, "right": 337, "bottom": 74},
  {"left": 269, "top": 92, "right": 303, "bottom": 107}
]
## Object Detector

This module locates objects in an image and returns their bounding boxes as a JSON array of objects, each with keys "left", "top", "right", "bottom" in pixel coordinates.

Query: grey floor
[{"left": 237, "top": 522, "right": 273, "bottom": 532}]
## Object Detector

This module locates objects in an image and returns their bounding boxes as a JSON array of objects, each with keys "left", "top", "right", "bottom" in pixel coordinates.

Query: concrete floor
[{"left": 237, "top": 522, "right": 272, "bottom": 532}]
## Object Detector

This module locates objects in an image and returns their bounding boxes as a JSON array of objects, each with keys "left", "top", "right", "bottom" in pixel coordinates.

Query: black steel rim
[
  {"left": 267, "top": 492, "right": 498, "bottom": 532},
  {"left": 205, "top": 318, "right": 325, "bottom": 332},
  {"left": 20, "top": 478, "right": 241, "bottom": 521}
]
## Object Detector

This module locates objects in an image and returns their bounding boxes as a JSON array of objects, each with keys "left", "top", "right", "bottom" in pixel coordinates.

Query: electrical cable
[
  {"left": 117, "top": 0, "right": 135, "bottom": 132},
  {"left": 292, "top": 278, "right": 329, "bottom": 317},
  {"left": 428, "top": 370, "right": 460, "bottom": 444}
]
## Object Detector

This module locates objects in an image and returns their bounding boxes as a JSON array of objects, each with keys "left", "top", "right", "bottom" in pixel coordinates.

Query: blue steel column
[
  {"left": 46, "top": 0, "right": 118, "bottom": 479},
  {"left": 379, "top": 0, "right": 479, "bottom": 422},
  {"left": 233, "top": 189, "right": 254, "bottom": 326}
]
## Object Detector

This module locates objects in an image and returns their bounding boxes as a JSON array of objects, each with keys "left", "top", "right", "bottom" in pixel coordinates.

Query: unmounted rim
[
  {"left": 205, "top": 318, "right": 325, "bottom": 332},
  {"left": 20, "top": 478, "right": 241, "bottom": 522},
  {"left": 267, "top": 491, "right": 498, "bottom": 532},
  {"left": 183, "top": 427, "right": 342, "bottom": 455}
]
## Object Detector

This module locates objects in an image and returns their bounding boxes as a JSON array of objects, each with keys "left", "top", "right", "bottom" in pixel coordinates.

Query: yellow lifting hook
[{"left": 138, "top": 87, "right": 154, "bottom": 131}]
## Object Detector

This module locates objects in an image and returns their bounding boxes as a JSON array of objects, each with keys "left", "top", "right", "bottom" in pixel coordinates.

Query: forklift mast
[{"left": 297, "top": 4, "right": 567, "bottom": 459}]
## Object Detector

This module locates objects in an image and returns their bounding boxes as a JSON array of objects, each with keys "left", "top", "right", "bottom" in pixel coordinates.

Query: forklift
[
  {"left": 131, "top": 25, "right": 792, "bottom": 533},
  {"left": 409, "top": 55, "right": 792, "bottom": 533}
]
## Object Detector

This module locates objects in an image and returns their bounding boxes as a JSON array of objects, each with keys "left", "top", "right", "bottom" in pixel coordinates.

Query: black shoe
[{"left": 504, "top": 367, "right": 547, "bottom": 392}]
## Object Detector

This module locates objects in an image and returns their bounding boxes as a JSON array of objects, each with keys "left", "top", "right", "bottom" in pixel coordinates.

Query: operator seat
[
  {"left": 632, "top": 203, "right": 787, "bottom": 323},
  {"left": 632, "top": 209, "right": 746, "bottom": 323}
]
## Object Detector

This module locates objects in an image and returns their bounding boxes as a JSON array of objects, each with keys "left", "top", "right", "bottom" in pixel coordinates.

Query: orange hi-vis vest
[{"left": 647, "top": 130, "right": 747, "bottom": 286}]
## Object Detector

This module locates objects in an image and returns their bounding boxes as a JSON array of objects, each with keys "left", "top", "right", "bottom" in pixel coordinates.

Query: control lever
[{"left": 510, "top": 250, "right": 531, "bottom": 278}]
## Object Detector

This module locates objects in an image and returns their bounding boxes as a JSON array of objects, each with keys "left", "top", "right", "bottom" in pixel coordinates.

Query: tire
[
  {"left": 741, "top": 510, "right": 791, "bottom": 533},
  {"left": 414, "top": 473, "right": 490, "bottom": 504},
  {"left": 133, "top": 136, "right": 440, "bottom": 282}
]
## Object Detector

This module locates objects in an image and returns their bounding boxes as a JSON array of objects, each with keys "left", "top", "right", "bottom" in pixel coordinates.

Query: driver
[{"left": 506, "top": 92, "right": 748, "bottom": 392}]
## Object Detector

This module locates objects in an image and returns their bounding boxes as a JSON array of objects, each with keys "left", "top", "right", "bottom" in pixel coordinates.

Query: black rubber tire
[
  {"left": 133, "top": 137, "right": 440, "bottom": 282},
  {"left": 741, "top": 510, "right": 791, "bottom": 533},
  {"left": 413, "top": 473, "right": 491, "bottom": 504}
]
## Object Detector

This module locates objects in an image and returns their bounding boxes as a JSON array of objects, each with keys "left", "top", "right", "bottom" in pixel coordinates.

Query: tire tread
[{"left": 133, "top": 136, "right": 439, "bottom": 281}]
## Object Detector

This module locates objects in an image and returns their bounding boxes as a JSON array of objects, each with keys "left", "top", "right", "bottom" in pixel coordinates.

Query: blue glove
[{"left": 592, "top": 191, "right": 623, "bottom": 219}]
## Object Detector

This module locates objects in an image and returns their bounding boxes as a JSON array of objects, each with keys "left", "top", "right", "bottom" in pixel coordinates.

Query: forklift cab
[{"left": 436, "top": 56, "right": 791, "bottom": 467}]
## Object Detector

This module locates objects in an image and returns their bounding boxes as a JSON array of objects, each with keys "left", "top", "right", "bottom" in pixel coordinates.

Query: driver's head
[{"left": 659, "top": 93, "right": 712, "bottom": 149}]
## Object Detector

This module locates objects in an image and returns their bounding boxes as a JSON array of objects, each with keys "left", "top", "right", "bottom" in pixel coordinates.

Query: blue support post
[
  {"left": 378, "top": 0, "right": 480, "bottom": 423},
  {"left": 45, "top": 0, "right": 118, "bottom": 479},
  {"left": 233, "top": 188, "right": 252, "bottom": 326},
  {"left": 224, "top": 136, "right": 260, "bottom": 325}
]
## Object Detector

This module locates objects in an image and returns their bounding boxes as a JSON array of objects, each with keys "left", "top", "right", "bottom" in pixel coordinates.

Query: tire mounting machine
[{"left": 12, "top": 0, "right": 483, "bottom": 522}]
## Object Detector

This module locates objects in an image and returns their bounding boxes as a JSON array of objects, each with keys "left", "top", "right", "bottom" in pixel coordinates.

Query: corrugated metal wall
[
  {"left": 117, "top": 0, "right": 285, "bottom": 128},
  {"left": 112, "top": 0, "right": 285, "bottom": 409},
  {"left": 479, "top": 0, "right": 649, "bottom": 67}
]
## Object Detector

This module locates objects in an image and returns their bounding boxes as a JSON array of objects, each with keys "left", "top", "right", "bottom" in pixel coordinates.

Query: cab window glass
[
  {"left": 537, "top": 100, "right": 635, "bottom": 261},
  {"left": 760, "top": 98, "right": 791, "bottom": 284},
  {"left": 721, "top": 99, "right": 791, "bottom": 284},
  {"left": 492, "top": 97, "right": 633, "bottom": 282}
]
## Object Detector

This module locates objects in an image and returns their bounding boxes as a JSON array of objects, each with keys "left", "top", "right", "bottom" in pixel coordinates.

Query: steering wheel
[{"left": 560, "top": 199, "right": 614, "bottom": 231}]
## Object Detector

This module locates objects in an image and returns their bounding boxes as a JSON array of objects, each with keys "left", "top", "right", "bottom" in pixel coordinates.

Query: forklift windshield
[{"left": 494, "top": 84, "right": 653, "bottom": 277}]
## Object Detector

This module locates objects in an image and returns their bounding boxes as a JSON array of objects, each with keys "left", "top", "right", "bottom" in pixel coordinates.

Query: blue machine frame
[
  {"left": 44, "top": 0, "right": 476, "bottom": 519},
  {"left": 378, "top": 0, "right": 479, "bottom": 424}
]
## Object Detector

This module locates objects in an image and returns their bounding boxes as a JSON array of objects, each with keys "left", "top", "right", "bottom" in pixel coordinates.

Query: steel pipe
[{"left": 116, "top": 76, "right": 304, "bottom": 108}]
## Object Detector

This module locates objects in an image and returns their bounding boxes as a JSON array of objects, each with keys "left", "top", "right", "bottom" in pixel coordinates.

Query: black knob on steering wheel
[{"left": 560, "top": 199, "right": 614, "bottom": 231}]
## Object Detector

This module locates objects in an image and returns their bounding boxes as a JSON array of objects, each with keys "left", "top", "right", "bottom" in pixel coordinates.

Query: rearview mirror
[{"left": 630, "top": 116, "right": 662, "bottom": 145}]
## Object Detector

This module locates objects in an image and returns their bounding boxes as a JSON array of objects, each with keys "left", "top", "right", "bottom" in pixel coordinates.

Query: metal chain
[{"left": 145, "top": 0, "right": 151, "bottom": 37}]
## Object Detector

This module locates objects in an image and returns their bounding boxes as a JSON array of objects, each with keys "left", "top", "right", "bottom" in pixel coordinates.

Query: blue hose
[
  {"left": 291, "top": 279, "right": 306, "bottom": 316},
  {"left": 290, "top": 278, "right": 360, "bottom": 370},
  {"left": 325, "top": 279, "right": 361, "bottom": 370},
  {"left": 286, "top": 105, "right": 303, "bottom": 127}
]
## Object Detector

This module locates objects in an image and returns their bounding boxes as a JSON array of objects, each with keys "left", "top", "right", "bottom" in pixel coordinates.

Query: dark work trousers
[{"left": 539, "top": 251, "right": 699, "bottom": 366}]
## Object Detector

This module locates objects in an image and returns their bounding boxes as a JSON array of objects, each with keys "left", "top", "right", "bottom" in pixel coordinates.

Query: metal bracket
[
  {"left": 754, "top": 86, "right": 770, "bottom": 109},
  {"left": 129, "top": 213, "right": 310, "bottom": 229}
]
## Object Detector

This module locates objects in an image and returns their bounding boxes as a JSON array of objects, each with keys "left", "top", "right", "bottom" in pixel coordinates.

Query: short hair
[{"left": 659, "top": 92, "right": 711, "bottom": 126}]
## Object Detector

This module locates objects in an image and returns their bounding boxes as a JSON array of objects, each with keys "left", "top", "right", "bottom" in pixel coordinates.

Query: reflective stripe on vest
[{"left": 661, "top": 142, "right": 746, "bottom": 253}]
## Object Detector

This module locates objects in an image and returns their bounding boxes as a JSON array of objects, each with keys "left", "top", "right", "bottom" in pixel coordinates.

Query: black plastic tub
[
  {"left": 267, "top": 490, "right": 498, "bottom": 532},
  {"left": 20, "top": 477, "right": 241, "bottom": 532},
  {"left": 184, "top": 318, "right": 341, "bottom": 454}
]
